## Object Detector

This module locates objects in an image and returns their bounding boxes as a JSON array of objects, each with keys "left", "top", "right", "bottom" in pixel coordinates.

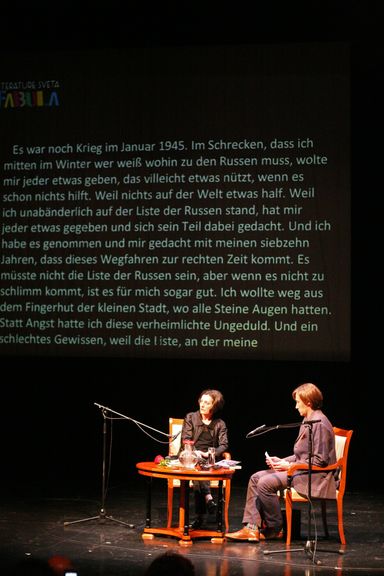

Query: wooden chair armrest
[{"left": 287, "top": 460, "right": 340, "bottom": 480}]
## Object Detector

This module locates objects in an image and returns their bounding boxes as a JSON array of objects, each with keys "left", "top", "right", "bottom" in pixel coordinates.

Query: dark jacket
[{"left": 180, "top": 410, "right": 228, "bottom": 460}]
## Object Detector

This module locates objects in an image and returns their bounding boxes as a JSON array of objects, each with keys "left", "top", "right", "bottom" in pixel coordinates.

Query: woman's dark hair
[{"left": 198, "top": 389, "right": 225, "bottom": 413}]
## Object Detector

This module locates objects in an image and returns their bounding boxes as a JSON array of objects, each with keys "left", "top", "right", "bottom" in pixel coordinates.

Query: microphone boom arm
[
  {"left": 94, "top": 402, "right": 172, "bottom": 438},
  {"left": 246, "top": 419, "right": 321, "bottom": 438}
]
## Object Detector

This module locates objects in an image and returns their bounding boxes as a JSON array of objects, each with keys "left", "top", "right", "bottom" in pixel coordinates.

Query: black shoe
[
  {"left": 207, "top": 499, "right": 217, "bottom": 514},
  {"left": 189, "top": 516, "right": 203, "bottom": 529}
]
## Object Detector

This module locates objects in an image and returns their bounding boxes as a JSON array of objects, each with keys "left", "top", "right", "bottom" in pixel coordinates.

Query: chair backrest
[
  {"left": 333, "top": 426, "right": 353, "bottom": 497},
  {"left": 169, "top": 418, "right": 184, "bottom": 456}
]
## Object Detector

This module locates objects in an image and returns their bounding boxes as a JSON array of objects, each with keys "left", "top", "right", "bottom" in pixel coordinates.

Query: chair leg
[
  {"left": 336, "top": 497, "right": 346, "bottom": 545},
  {"left": 223, "top": 480, "right": 231, "bottom": 532},
  {"left": 167, "top": 482, "right": 174, "bottom": 528},
  {"left": 321, "top": 500, "right": 329, "bottom": 539},
  {"left": 285, "top": 492, "right": 293, "bottom": 545}
]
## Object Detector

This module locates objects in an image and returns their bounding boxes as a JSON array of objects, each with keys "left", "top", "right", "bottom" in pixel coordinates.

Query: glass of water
[{"left": 207, "top": 447, "right": 216, "bottom": 467}]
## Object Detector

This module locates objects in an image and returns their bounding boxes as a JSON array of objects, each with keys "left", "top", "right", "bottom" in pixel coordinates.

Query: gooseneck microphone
[{"left": 246, "top": 424, "right": 266, "bottom": 438}]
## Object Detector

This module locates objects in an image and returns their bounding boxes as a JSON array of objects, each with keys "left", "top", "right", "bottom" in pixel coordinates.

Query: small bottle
[{"left": 179, "top": 440, "right": 198, "bottom": 469}]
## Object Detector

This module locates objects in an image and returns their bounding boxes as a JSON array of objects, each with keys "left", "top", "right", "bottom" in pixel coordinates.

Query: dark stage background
[
  {"left": 0, "top": 356, "right": 371, "bottom": 496},
  {"left": 1, "top": 1, "right": 380, "bottom": 499}
]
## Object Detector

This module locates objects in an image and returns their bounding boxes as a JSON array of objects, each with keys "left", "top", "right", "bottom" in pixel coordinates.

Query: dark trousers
[
  {"left": 242, "top": 469, "right": 286, "bottom": 530},
  {"left": 192, "top": 480, "right": 211, "bottom": 515}
]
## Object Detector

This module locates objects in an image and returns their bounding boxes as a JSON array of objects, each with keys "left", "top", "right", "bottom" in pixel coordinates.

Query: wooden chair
[
  {"left": 282, "top": 426, "right": 353, "bottom": 545},
  {"left": 167, "top": 417, "right": 232, "bottom": 530}
]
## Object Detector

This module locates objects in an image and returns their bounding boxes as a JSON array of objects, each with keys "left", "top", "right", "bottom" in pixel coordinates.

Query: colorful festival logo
[{"left": 0, "top": 80, "right": 60, "bottom": 109}]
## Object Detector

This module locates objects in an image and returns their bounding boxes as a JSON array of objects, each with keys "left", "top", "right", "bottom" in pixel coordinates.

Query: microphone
[{"left": 246, "top": 424, "right": 266, "bottom": 438}]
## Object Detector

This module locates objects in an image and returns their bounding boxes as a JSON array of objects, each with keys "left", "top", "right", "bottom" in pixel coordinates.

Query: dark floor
[{"left": 2, "top": 482, "right": 383, "bottom": 576}]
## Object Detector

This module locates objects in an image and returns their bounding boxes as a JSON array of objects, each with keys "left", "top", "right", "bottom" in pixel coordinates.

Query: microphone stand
[
  {"left": 64, "top": 403, "right": 172, "bottom": 528},
  {"left": 247, "top": 420, "right": 343, "bottom": 565}
]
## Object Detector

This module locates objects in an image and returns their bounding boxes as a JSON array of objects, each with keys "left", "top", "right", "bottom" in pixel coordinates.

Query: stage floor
[{"left": 1, "top": 482, "right": 383, "bottom": 575}]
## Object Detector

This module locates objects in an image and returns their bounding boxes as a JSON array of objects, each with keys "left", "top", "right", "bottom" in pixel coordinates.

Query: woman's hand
[
  {"left": 266, "top": 455, "right": 290, "bottom": 471},
  {"left": 273, "top": 458, "right": 290, "bottom": 471},
  {"left": 195, "top": 449, "right": 208, "bottom": 459}
]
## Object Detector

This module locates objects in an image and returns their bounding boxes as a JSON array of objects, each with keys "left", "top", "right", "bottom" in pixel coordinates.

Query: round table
[{"left": 136, "top": 461, "right": 236, "bottom": 545}]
